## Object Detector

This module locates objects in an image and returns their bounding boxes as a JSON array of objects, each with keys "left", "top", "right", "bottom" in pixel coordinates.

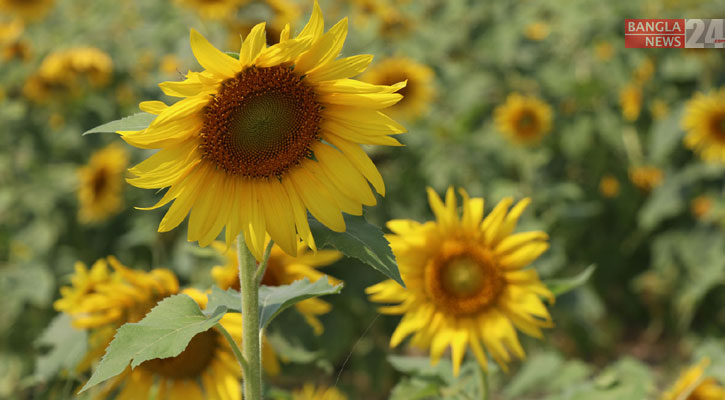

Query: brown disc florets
[{"left": 201, "top": 65, "right": 322, "bottom": 178}]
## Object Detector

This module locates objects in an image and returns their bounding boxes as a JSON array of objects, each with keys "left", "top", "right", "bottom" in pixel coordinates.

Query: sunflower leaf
[
  {"left": 544, "top": 264, "right": 596, "bottom": 297},
  {"left": 308, "top": 214, "right": 404, "bottom": 287},
  {"left": 205, "top": 279, "right": 343, "bottom": 332},
  {"left": 82, "top": 112, "right": 156, "bottom": 135},
  {"left": 34, "top": 314, "right": 87, "bottom": 381},
  {"left": 79, "top": 294, "right": 227, "bottom": 393}
]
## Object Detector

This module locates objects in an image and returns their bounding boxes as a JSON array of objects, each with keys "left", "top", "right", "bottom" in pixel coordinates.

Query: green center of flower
[
  {"left": 141, "top": 329, "right": 219, "bottom": 379},
  {"left": 425, "top": 241, "right": 504, "bottom": 316},
  {"left": 201, "top": 65, "right": 321, "bottom": 178}
]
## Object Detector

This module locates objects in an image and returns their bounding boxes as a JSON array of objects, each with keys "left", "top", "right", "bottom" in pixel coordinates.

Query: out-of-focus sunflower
[
  {"left": 367, "top": 187, "right": 554, "bottom": 375},
  {"left": 0, "top": 0, "right": 55, "bottom": 21},
  {"left": 0, "top": 19, "right": 30, "bottom": 61},
  {"left": 362, "top": 57, "right": 434, "bottom": 120},
  {"left": 175, "top": 0, "right": 247, "bottom": 20},
  {"left": 650, "top": 99, "right": 669, "bottom": 120},
  {"left": 682, "top": 88, "right": 725, "bottom": 164},
  {"left": 494, "top": 93, "right": 553, "bottom": 145},
  {"left": 77, "top": 143, "right": 128, "bottom": 224},
  {"left": 54, "top": 258, "right": 279, "bottom": 399},
  {"left": 292, "top": 384, "right": 348, "bottom": 400},
  {"left": 620, "top": 83, "right": 642, "bottom": 122},
  {"left": 524, "top": 22, "right": 550, "bottom": 41},
  {"left": 691, "top": 196, "right": 713, "bottom": 220},
  {"left": 211, "top": 241, "right": 342, "bottom": 334},
  {"left": 599, "top": 174, "right": 620, "bottom": 198},
  {"left": 633, "top": 57, "right": 655, "bottom": 85},
  {"left": 121, "top": 2, "right": 405, "bottom": 259},
  {"left": 628, "top": 165, "right": 663, "bottom": 192},
  {"left": 594, "top": 41, "right": 614, "bottom": 61},
  {"left": 661, "top": 358, "right": 725, "bottom": 400}
]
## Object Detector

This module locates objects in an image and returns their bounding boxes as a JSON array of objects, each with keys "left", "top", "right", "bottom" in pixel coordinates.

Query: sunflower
[
  {"left": 494, "top": 93, "right": 553, "bottom": 145},
  {"left": 599, "top": 174, "right": 620, "bottom": 198},
  {"left": 661, "top": 358, "right": 725, "bottom": 400},
  {"left": 0, "top": 19, "right": 30, "bottom": 62},
  {"left": 292, "top": 384, "right": 348, "bottom": 400},
  {"left": 690, "top": 196, "right": 713, "bottom": 220},
  {"left": 594, "top": 41, "right": 614, "bottom": 61},
  {"left": 77, "top": 143, "right": 128, "bottom": 224},
  {"left": 121, "top": 1, "right": 405, "bottom": 259},
  {"left": 175, "top": 0, "right": 247, "bottom": 20},
  {"left": 682, "top": 88, "right": 725, "bottom": 164},
  {"left": 628, "top": 165, "right": 663, "bottom": 192},
  {"left": 211, "top": 240, "right": 342, "bottom": 334},
  {"left": 620, "top": 83, "right": 642, "bottom": 122},
  {"left": 362, "top": 57, "right": 434, "bottom": 120},
  {"left": 366, "top": 187, "right": 554, "bottom": 375},
  {"left": 0, "top": 0, "right": 54, "bottom": 21},
  {"left": 524, "top": 22, "right": 550, "bottom": 41},
  {"left": 54, "top": 258, "right": 279, "bottom": 399}
]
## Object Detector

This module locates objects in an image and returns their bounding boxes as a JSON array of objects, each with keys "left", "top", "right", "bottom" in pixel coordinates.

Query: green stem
[
  {"left": 238, "top": 234, "right": 262, "bottom": 400},
  {"left": 254, "top": 240, "right": 275, "bottom": 285},
  {"left": 215, "top": 322, "right": 248, "bottom": 375},
  {"left": 480, "top": 366, "right": 489, "bottom": 400}
]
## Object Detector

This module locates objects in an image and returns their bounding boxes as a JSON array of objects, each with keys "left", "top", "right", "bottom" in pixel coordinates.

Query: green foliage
[
  {"left": 388, "top": 356, "right": 485, "bottom": 400},
  {"left": 34, "top": 314, "right": 87, "bottom": 381},
  {"left": 80, "top": 294, "right": 227, "bottom": 392},
  {"left": 309, "top": 214, "right": 404, "bottom": 286},
  {"left": 82, "top": 112, "right": 156, "bottom": 135},
  {"left": 544, "top": 264, "right": 596, "bottom": 297}
]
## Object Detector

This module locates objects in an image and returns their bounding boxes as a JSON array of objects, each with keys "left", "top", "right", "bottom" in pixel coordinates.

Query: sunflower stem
[
  {"left": 480, "top": 366, "right": 490, "bottom": 400},
  {"left": 237, "top": 234, "right": 262, "bottom": 400},
  {"left": 215, "top": 322, "right": 249, "bottom": 375},
  {"left": 254, "top": 240, "right": 275, "bottom": 285}
]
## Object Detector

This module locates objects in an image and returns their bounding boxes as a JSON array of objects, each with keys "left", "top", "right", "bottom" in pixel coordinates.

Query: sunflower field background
[{"left": 2, "top": 0, "right": 725, "bottom": 399}]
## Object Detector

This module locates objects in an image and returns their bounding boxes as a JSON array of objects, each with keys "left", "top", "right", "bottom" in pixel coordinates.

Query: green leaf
[
  {"left": 544, "top": 265, "right": 596, "bottom": 297},
  {"left": 205, "top": 278, "right": 343, "bottom": 332},
  {"left": 82, "top": 112, "right": 156, "bottom": 135},
  {"left": 80, "top": 294, "right": 227, "bottom": 392},
  {"left": 309, "top": 214, "right": 404, "bottom": 286},
  {"left": 34, "top": 314, "right": 87, "bottom": 381}
]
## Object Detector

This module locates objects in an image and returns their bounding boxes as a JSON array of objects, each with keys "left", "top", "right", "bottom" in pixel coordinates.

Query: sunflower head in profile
[
  {"left": 77, "top": 143, "right": 128, "bottom": 224},
  {"left": 620, "top": 83, "right": 642, "bottom": 122},
  {"left": 121, "top": 1, "right": 405, "bottom": 259},
  {"left": 367, "top": 187, "right": 554, "bottom": 375},
  {"left": 494, "top": 93, "right": 553, "bottom": 145},
  {"left": 661, "top": 358, "right": 725, "bottom": 400},
  {"left": 211, "top": 240, "right": 342, "bottom": 334},
  {"left": 0, "top": 0, "right": 55, "bottom": 21},
  {"left": 292, "top": 383, "right": 348, "bottom": 400},
  {"left": 682, "top": 88, "right": 725, "bottom": 164},
  {"left": 362, "top": 57, "right": 434, "bottom": 120}
]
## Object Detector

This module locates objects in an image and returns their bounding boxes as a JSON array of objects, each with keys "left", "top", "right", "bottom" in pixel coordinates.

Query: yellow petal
[
  {"left": 288, "top": 164, "right": 345, "bottom": 232},
  {"left": 240, "top": 22, "right": 267, "bottom": 67},
  {"left": 258, "top": 179, "right": 297, "bottom": 256},
  {"left": 324, "top": 134, "right": 385, "bottom": 195},
  {"left": 139, "top": 100, "right": 167, "bottom": 114},
  {"left": 313, "top": 143, "right": 376, "bottom": 206},
  {"left": 295, "top": 18, "right": 348, "bottom": 74},
  {"left": 306, "top": 54, "right": 373, "bottom": 83},
  {"left": 190, "top": 29, "right": 241, "bottom": 78},
  {"left": 297, "top": 0, "right": 324, "bottom": 40}
]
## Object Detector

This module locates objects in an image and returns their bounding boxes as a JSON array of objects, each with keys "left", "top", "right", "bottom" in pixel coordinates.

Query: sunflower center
[
  {"left": 711, "top": 111, "right": 725, "bottom": 142},
  {"left": 424, "top": 241, "right": 504, "bottom": 316},
  {"left": 90, "top": 167, "right": 108, "bottom": 199},
  {"left": 515, "top": 109, "right": 540, "bottom": 137},
  {"left": 201, "top": 65, "right": 321, "bottom": 178},
  {"left": 141, "top": 330, "right": 219, "bottom": 379}
]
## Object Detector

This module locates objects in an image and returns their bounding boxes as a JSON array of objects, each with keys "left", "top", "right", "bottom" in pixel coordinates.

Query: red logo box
[{"left": 625, "top": 19, "right": 685, "bottom": 48}]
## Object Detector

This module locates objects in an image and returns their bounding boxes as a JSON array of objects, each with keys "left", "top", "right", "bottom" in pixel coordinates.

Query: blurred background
[{"left": 1, "top": 0, "right": 724, "bottom": 399}]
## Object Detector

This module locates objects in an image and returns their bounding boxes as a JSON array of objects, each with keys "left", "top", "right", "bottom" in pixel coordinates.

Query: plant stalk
[{"left": 238, "top": 234, "right": 262, "bottom": 400}]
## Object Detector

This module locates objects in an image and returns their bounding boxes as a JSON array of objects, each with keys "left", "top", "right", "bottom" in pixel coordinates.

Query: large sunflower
[
  {"left": 682, "top": 88, "right": 725, "bottom": 164},
  {"left": 77, "top": 143, "right": 128, "bottom": 224},
  {"left": 54, "top": 258, "right": 279, "bottom": 399},
  {"left": 362, "top": 57, "right": 434, "bottom": 120},
  {"left": 211, "top": 240, "right": 342, "bottom": 334},
  {"left": 0, "top": 0, "right": 54, "bottom": 20},
  {"left": 366, "top": 187, "right": 554, "bottom": 375},
  {"left": 661, "top": 358, "right": 725, "bottom": 400},
  {"left": 121, "top": 2, "right": 405, "bottom": 259},
  {"left": 494, "top": 93, "right": 552, "bottom": 145}
]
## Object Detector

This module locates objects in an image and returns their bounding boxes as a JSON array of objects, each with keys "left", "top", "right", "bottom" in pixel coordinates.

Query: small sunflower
[
  {"left": 77, "top": 143, "right": 129, "bottom": 224},
  {"left": 362, "top": 57, "right": 434, "bottom": 120},
  {"left": 175, "top": 0, "right": 247, "bottom": 20},
  {"left": 292, "top": 383, "right": 348, "bottom": 400},
  {"left": 0, "top": 0, "right": 54, "bottom": 21},
  {"left": 620, "top": 83, "right": 642, "bottom": 122},
  {"left": 661, "top": 358, "right": 725, "bottom": 400},
  {"left": 211, "top": 240, "right": 342, "bottom": 334},
  {"left": 367, "top": 187, "right": 554, "bottom": 375},
  {"left": 599, "top": 174, "right": 620, "bottom": 198},
  {"left": 690, "top": 196, "right": 713, "bottom": 220},
  {"left": 628, "top": 165, "right": 663, "bottom": 193},
  {"left": 682, "top": 88, "right": 725, "bottom": 164},
  {"left": 524, "top": 22, "right": 550, "bottom": 41},
  {"left": 494, "top": 93, "right": 553, "bottom": 145},
  {"left": 121, "top": 2, "right": 405, "bottom": 259},
  {"left": 594, "top": 41, "right": 614, "bottom": 61}
]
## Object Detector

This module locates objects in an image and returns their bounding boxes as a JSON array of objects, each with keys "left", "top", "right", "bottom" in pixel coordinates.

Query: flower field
[{"left": 1, "top": 0, "right": 724, "bottom": 399}]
